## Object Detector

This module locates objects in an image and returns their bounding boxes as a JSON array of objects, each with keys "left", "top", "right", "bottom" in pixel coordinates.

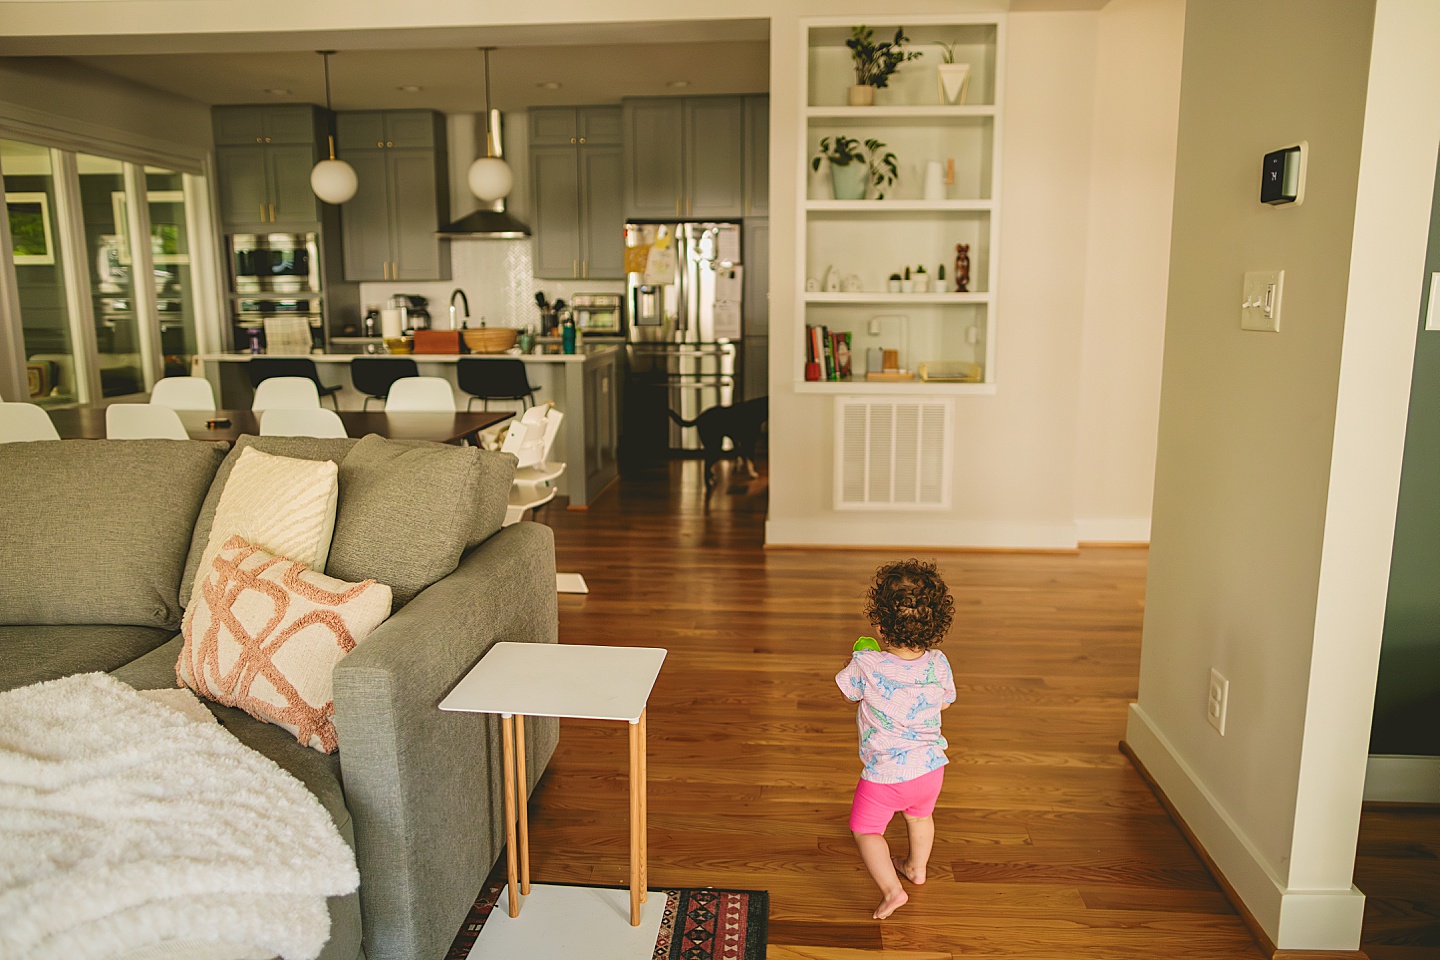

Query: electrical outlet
[{"left": 1207, "top": 669, "right": 1229, "bottom": 735}]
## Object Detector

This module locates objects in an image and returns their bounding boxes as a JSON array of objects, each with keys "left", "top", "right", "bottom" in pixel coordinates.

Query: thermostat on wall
[{"left": 1261, "top": 141, "right": 1307, "bottom": 206}]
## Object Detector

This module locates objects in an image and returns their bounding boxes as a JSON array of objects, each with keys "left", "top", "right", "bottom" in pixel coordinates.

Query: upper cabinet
[
  {"left": 623, "top": 96, "right": 765, "bottom": 221},
  {"left": 744, "top": 96, "right": 769, "bottom": 217},
  {"left": 335, "top": 110, "right": 450, "bottom": 282},
  {"left": 530, "top": 106, "right": 625, "bottom": 280},
  {"left": 213, "top": 105, "right": 325, "bottom": 226}
]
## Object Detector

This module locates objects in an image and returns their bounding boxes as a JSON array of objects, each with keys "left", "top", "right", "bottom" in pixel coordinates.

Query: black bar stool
[
  {"left": 351, "top": 357, "right": 419, "bottom": 410},
  {"left": 456, "top": 357, "right": 540, "bottom": 411},
  {"left": 246, "top": 357, "right": 343, "bottom": 410}
]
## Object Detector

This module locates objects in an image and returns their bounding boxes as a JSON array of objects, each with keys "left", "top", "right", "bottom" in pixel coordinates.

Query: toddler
[{"left": 836, "top": 559, "right": 956, "bottom": 919}]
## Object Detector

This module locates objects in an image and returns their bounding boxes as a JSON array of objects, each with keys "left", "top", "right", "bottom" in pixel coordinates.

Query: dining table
[{"left": 48, "top": 407, "right": 513, "bottom": 446}]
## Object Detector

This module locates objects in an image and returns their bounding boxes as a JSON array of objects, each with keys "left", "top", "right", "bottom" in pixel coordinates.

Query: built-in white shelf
[
  {"left": 794, "top": 380, "right": 998, "bottom": 396},
  {"left": 804, "top": 292, "right": 991, "bottom": 305},
  {"left": 806, "top": 106, "right": 997, "bottom": 120},
  {"left": 806, "top": 199, "right": 993, "bottom": 213}
]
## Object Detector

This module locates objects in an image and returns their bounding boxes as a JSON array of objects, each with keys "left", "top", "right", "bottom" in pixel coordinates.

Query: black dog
[{"left": 668, "top": 397, "right": 768, "bottom": 492}]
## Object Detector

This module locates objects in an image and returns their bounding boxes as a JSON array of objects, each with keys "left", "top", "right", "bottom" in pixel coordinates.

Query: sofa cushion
[
  {"left": 0, "top": 624, "right": 175, "bottom": 693},
  {"left": 180, "top": 436, "right": 357, "bottom": 609},
  {"left": 0, "top": 439, "right": 228, "bottom": 629},
  {"left": 180, "top": 535, "right": 392, "bottom": 753},
  {"left": 325, "top": 436, "right": 516, "bottom": 607}
]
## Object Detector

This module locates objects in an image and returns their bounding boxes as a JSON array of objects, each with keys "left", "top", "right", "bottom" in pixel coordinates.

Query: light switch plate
[
  {"left": 1241, "top": 270, "right": 1283, "bottom": 332},
  {"left": 1427, "top": 273, "right": 1440, "bottom": 332}
]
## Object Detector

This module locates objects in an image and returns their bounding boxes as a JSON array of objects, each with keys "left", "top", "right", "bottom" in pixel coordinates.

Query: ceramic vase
[
  {"left": 830, "top": 162, "right": 869, "bottom": 201},
  {"left": 937, "top": 64, "right": 971, "bottom": 105},
  {"left": 847, "top": 84, "right": 876, "bottom": 107}
]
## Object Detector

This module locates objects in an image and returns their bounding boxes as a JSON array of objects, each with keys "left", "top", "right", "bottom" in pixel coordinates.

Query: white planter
[
  {"left": 914, "top": 276, "right": 929, "bottom": 293},
  {"left": 887, "top": 279, "right": 902, "bottom": 293},
  {"left": 847, "top": 84, "right": 876, "bottom": 107},
  {"left": 901, "top": 280, "right": 915, "bottom": 294},
  {"left": 937, "top": 63, "right": 971, "bottom": 105}
]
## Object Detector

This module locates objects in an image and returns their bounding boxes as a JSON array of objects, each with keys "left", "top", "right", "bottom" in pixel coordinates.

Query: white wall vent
[{"left": 834, "top": 397, "right": 953, "bottom": 510}]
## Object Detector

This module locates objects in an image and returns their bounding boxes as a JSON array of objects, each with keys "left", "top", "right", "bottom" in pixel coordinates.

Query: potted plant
[
  {"left": 901, "top": 266, "right": 914, "bottom": 294},
  {"left": 935, "top": 40, "right": 972, "bottom": 105},
  {"left": 812, "top": 136, "right": 899, "bottom": 200},
  {"left": 887, "top": 272, "right": 902, "bottom": 293},
  {"left": 914, "top": 264, "right": 929, "bottom": 293},
  {"left": 846, "top": 26, "right": 922, "bottom": 106}
]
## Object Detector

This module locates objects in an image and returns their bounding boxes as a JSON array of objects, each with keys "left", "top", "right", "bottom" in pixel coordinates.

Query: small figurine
[{"left": 955, "top": 243, "right": 971, "bottom": 293}]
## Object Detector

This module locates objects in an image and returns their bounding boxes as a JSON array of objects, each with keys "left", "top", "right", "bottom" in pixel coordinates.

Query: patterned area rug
[{"left": 446, "top": 881, "right": 769, "bottom": 960}]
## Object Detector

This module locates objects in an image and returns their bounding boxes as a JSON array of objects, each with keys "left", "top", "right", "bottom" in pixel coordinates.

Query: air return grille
[{"left": 834, "top": 397, "right": 953, "bottom": 510}]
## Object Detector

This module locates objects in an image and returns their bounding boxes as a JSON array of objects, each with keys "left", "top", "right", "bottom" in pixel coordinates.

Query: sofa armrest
[{"left": 332, "top": 521, "right": 558, "bottom": 960}]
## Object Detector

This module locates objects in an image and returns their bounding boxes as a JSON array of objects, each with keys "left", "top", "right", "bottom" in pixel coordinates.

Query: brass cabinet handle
[
  {"left": 260, "top": 203, "right": 267, "bottom": 221},
  {"left": 570, "top": 137, "right": 577, "bottom": 144},
  {"left": 269, "top": 203, "right": 276, "bottom": 222},
  {"left": 582, "top": 260, "right": 588, "bottom": 278},
  {"left": 255, "top": 137, "right": 263, "bottom": 143},
  {"left": 572, "top": 259, "right": 578, "bottom": 279},
  {"left": 675, "top": 197, "right": 681, "bottom": 216},
  {"left": 578, "top": 137, "right": 586, "bottom": 143},
  {"left": 377, "top": 140, "right": 384, "bottom": 147},
  {"left": 386, "top": 140, "right": 393, "bottom": 147},
  {"left": 265, "top": 137, "right": 272, "bottom": 143}
]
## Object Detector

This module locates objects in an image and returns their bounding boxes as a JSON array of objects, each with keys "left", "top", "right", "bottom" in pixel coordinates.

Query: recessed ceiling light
[
  {"left": 666, "top": 80, "right": 691, "bottom": 89},
  {"left": 265, "top": 88, "right": 291, "bottom": 96},
  {"left": 536, "top": 81, "right": 562, "bottom": 90},
  {"left": 397, "top": 85, "right": 423, "bottom": 93}
]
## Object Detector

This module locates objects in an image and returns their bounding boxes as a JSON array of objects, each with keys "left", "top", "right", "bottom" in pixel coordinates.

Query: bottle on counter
[{"left": 561, "top": 319, "right": 576, "bottom": 355}]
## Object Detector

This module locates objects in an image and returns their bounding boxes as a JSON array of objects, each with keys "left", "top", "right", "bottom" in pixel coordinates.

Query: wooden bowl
[
  {"left": 384, "top": 337, "right": 414, "bottom": 355},
  {"left": 462, "top": 327, "right": 519, "bottom": 353}
]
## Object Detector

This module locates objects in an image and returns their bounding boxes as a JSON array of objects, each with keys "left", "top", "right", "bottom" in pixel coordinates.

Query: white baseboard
[
  {"left": 1075, "top": 516, "right": 1151, "bottom": 543},
  {"left": 1125, "top": 703, "right": 1366, "bottom": 951},
  {"left": 1365, "top": 754, "right": 1440, "bottom": 803},
  {"left": 764, "top": 518, "right": 1079, "bottom": 550}
]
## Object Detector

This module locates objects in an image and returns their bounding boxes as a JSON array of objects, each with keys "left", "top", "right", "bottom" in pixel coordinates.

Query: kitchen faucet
[{"left": 449, "top": 288, "right": 470, "bottom": 330}]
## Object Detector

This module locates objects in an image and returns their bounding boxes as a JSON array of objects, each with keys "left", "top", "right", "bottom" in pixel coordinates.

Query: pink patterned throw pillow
[{"left": 178, "top": 535, "right": 392, "bottom": 753}]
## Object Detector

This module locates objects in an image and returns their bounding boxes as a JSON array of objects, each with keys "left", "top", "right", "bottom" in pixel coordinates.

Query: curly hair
[{"left": 863, "top": 558, "right": 954, "bottom": 650}]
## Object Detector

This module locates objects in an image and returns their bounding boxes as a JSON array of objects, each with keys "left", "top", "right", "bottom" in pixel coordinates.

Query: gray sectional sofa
[{"left": 0, "top": 433, "right": 560, "bottom": 960}]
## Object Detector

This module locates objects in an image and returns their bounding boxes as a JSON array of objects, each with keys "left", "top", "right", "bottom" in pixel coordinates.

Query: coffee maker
[{"left": 389, "top": 294, "right": 431, "bottom": 333}]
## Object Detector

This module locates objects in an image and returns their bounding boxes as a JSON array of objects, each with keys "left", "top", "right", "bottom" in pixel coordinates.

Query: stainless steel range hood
[{"left": 437, "top": 109, "right": 530, "bottom": 239}]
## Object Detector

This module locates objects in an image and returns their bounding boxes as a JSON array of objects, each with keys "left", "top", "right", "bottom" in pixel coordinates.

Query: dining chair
[
  {"left": 105, "top": 403, "right": 189, "bottom": 440},
  {"left": 351, "top": 357, "right": 419, "bottom": 410},
  {"left": 259, "top": 407, "right": 348, "bottom": 438},
  {"left": 456, "top": 358, "right": 540, "bottom": 411},
  {"left": 0, "top": 402, "right": 61, "bottom": 443},
  {"left": 252, "top": 376, "right": 321, "bottom": 411},
  {"left": 246, "top": 357, "right": 342, "bottom": 409},
  {"left": 149, "top": 376, "right": 217, "bottom": 411},
  {"left": 384, "top": 376, "right": 457, "bottom": 412}
]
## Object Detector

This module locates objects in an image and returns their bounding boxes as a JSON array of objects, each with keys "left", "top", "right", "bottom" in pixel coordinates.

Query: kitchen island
[{"left": 199, "top": 343, "right": 620, "bottom": 507}]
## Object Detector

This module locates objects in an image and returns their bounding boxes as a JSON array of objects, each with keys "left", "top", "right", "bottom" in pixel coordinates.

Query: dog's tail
[{"left": 667, "top": 408, "right": 699, "bottom": 428}]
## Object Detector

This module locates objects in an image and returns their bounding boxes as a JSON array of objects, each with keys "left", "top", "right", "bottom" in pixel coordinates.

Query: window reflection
[{"left": 78, "top": 152, "right": 144, "bottom": 396}]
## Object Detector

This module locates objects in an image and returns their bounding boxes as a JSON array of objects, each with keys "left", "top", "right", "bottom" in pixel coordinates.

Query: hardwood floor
[
  {"left": 512, "top": 459, "right": 1268, "bottom": 958},
  {"left": 1355, "top": 804, "right": 1440, "bottom": 959}
]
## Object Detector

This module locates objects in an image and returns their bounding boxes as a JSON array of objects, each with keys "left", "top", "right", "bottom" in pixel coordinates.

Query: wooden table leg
[
  {"left": 515, "top": 713, "right": 531, "bottom": 895},
  {"left": 629, "top": 717, "right": 641, "bottom": 926},
  {"left": 501, "top": 714, "right": 520, "bottom": 918},
  {"left": 639, "top": 708, "right": 648, "bottom": 904}
]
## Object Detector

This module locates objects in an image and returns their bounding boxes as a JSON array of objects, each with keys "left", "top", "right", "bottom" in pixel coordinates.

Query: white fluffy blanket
[{"left": 0, "top": 673, "right": 359, "bottom": 960}]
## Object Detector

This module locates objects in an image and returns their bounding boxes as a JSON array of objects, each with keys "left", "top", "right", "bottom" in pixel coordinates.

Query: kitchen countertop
[{"left": 201, "top": 343, "right": 620, "bottom": 364}]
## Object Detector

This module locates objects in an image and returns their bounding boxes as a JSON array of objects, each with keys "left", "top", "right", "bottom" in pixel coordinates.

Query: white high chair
[{"left": 501, "top": 404, "right": 566, "bottom": 527}]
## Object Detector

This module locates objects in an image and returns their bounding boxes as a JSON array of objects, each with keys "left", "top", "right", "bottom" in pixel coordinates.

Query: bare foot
[
  {"left": 873, "top": 886, "right": 909, "bottom": 920},
  {"left": 892, "top": 856, "right": 926, "bottom": 885}
]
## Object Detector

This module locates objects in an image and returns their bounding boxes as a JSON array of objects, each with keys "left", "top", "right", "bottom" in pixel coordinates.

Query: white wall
[
  {"left": 768, "top": 7, "right": 1183, "bottom": 548},
  {"left": 1072, "top": 0, "right": 1183, "bottom": 542},
  {"left": 1126, "top": 0, "right": 1440, "bottom": 948}
]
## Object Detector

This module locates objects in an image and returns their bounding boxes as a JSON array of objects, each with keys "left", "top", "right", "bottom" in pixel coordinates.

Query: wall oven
[
  {"left": 227, "top": 232, "right": 320, "bottom": 294},
  {"left": 232, "top": 297, "right": 324, "bottom": 353}
]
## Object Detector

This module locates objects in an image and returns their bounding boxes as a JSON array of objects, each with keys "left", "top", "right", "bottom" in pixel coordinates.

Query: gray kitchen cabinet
[
  {"left": 529, "top": 107, "right": 625, "bottom": 280},
  {"left": 684, "top": 97, "right": 744, "bottom": 219},
  {"left": 212, "top": 105, "right": 324, "bottom": 226},
  {"left": 623, "top": 96, "right": 748, "bottom": 220},
  {"left": 744, "top": 96, "right": 769, "bottom": 217},
  {"left": 622, "top": 99, "right": 684, "bottom": 220},
  {"left": 336, "top": 111, "right": 450, "bottom": 282},
  {"left": 743, "top": 219, "right": 769, "bottom": 335}
]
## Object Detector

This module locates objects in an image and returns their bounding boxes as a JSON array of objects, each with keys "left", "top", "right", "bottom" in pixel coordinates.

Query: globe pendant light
[
  {"left": 310, "top": 51, "right": 359, "bottom": 205},
  {"left": 468, "top": 47, "right": 514, "bottom": 203}
]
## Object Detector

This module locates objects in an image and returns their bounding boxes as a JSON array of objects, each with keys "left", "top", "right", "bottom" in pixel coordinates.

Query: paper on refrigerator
[{"left": 713, "top": 266, "right": 743, "bottom": 339}]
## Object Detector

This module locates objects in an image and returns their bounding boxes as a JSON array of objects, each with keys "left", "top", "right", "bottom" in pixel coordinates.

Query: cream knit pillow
[
  {"left": 190, "top": 447, "right": 340, "bottom": 605},
  {"left": 178, "top": 535, "right": 392, "bottom": 752}
]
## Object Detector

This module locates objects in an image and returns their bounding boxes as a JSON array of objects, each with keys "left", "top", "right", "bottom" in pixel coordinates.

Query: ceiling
[{"left": 66, "top": 39, "right": 771, "bottom": 112}]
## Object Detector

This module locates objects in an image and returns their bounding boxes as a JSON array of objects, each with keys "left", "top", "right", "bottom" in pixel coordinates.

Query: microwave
[
  {"left": 227, "top": 232, "right": 320, "bottom": 294},
  {"left": 571, "top": 293, "right": 625, "bottom": 335}
]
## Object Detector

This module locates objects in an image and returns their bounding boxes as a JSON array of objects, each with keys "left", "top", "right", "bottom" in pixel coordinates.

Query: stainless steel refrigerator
[{"left": 624, "top": 222, "right": 743, "bottom": 453}]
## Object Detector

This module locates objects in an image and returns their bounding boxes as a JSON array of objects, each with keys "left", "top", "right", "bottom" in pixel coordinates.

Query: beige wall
[
  {"left": 1073, "top": 0, "right": 1183, "bottom": 540},
  {"left": 1127, "top": 0, "right": 1440, "bottom": 948}
]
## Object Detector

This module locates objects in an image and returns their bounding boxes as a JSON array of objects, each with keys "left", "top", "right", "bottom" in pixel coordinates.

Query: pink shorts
[{"left": 849, "top": 767, "right": 945, "bottom": 834}]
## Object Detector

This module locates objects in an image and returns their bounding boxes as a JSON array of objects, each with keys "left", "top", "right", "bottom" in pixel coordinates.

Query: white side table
[{"left": 440, "top": 642, "right": 666, "bottom": 927}]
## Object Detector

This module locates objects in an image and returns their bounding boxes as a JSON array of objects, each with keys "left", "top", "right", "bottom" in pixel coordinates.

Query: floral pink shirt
[{"left": 836, "top": 649, "right": 956, "bottom": 784}]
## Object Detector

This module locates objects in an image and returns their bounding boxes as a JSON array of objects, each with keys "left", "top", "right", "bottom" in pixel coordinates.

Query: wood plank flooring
[
  {"left": 1355, "top": 804, "right": 1440, "bottom": 959},
  {"left": 510, "top": 459, "right": 1268, "bottom": 958}
]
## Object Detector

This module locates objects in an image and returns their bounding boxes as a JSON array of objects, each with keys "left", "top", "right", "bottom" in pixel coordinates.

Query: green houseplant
[
  {"left": 935, "top": 39, "right": 972, "bottom": 105},
  {"left": 812, "top": 136, "right": 899, "bottom": 200},
  {"left": 846, "top": 26, "right": 922, "bottom": 106}
]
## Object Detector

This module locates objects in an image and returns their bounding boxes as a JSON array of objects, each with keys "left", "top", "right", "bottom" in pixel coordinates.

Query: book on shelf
[{"left": 830, "top": 331, "right": 852, "bottom": 380}]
